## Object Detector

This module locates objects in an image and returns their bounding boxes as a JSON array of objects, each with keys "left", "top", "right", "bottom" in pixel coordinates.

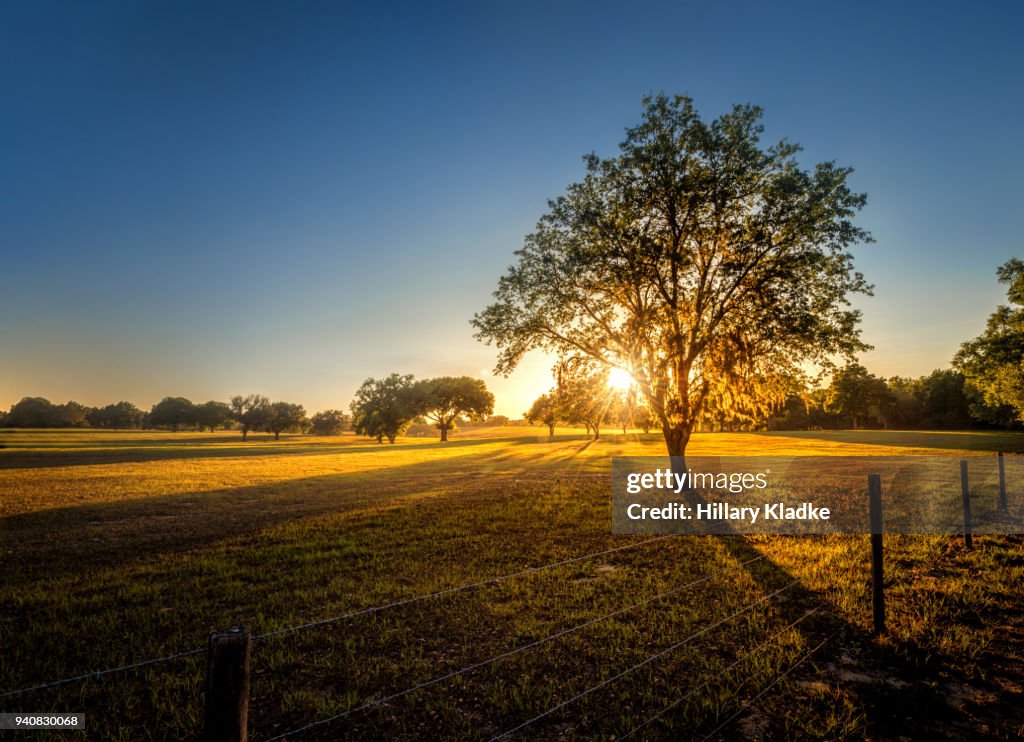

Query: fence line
[
  {"left": 698, "top": 631, "right": 838, "bottom": 742},
  {"left": 487, "top": 580, "right": 800, "bottom": 741},
  {"left": 262, "top": 564, "right": 755, "bottom": 742},
  {"left": 0, "top": 534, "right": 676, "bottom": 699},
  {"left": 0, "top": 646, "right": 205, "bottom": 700},
  {"left": 252, "top": 534, "right": 676, "bottom": 641},
  {"left": 616, "top": 603, "right": 828, "bottom": 740}
]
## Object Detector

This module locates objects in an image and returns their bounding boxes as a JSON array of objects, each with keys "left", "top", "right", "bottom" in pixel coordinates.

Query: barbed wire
[
  {"left": 0, "top": 534, "right": 677, "bottom": 699},
  {"left": 616, "top": 603, "right": 828, "bottom": 740},
  {"left": 253, "top": 534, "right": 676, "bottom": 641},
  {"left": 0, "top": 646, "right": 204, "bottom": 700},
  {"left": 698, "top": 630, "right": 838, "bottom": 741},
  {"left": 487, "top": 580, "right": 800, "bottom": 741},
  {"left": 262, "top": 561, "right": 763, "bottom": 742}
]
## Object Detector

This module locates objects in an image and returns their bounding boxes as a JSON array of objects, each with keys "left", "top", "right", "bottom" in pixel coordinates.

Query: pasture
[{"left": 1, "top": 427, "right": 1023, "bottom": 740}]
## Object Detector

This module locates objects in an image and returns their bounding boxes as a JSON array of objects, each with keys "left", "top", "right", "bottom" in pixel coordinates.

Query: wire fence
[
  {"left": 0, "top": 529, "right": 831, "bottom": 741},
  {"left": 7, "top": 455, "right": 1007, "bottom": 739},
  {"left": 1, "top": 533, "right": 676, "bottom": 700}
]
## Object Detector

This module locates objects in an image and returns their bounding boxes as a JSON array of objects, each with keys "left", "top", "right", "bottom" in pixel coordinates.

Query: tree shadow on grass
[
  {"left": 702, "top": 529, "right": 1019, "bottom": 740},
  {"left": 751, "top": 429, "right": 1024, "bottom": 453},
  {"left": 0, "top": 435, "right": 546, "bottom": 470}
]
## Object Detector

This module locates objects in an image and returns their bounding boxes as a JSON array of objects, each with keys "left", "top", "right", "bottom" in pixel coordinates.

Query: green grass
[{"left": 1, "top": 427, "right": 1023, "bottom": 740}]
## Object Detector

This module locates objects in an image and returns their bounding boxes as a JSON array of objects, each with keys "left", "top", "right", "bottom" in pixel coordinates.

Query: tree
[
  {"left": 415, "top": 376, "right": 494, "bottom": 442},
  {"left": 955, "top": 260, "right": 1024, "bottom": 423},
  {"left": 633, "top": 402, "right": 656, "bottom": 434},
  {"left": 824, "top": 364, "right": 889, "bottom": 429},
  {"left": 350, "top": 374, "right": 423, "bottom": 444},
  {"left": 149, "top": 397, "right": 196, "bottom": 432},
  {"left": 57, "top": 401, "right": 91, "bottom": 427},
  {"left": 525, "top": 393, "right": 561, "bottom": 437},
  {"left": 557, "top": 362, "right": 617, "bottom": 440},
  {"left": 195, "top": 401, "right": 233, "bottom": 433},
  {"left": 265, "top": 402, "right": 307, "bottom": 440},
  {"left": 6, "top": 397, "right": 60, "bottom": 427},
  {"left": 230, "top": 394, "right": 271, "bottom": 441},
  {"left": 473, "top": 94, "right": 871, "bottom": 470},
  {"left": 912, "top": 370, "right": 973, "bottom": 429},
  {"left": 309, "top": 409, "right": 348, "bottom": 435},
  {"left": 88, "top": 401, "right": 144, "bottom": 429}
]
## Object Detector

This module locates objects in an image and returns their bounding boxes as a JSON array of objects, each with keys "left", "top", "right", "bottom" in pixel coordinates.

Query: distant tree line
[{"left": 0, "top": 395, "right": 349, "bottom": 440}]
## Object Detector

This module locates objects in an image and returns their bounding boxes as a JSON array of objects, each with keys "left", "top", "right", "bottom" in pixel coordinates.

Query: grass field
[{"left": 2, "top": 427, "right": 1023, "bottom": 740}]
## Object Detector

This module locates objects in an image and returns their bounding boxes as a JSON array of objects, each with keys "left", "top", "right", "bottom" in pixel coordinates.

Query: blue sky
[{"left": 2, "top": 1, "right": 1022, "bottom": 416}]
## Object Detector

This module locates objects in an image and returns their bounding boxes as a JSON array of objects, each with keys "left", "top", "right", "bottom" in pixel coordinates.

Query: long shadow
[
  {"left": 0, "top": 444, "right": 586, "bottom": 585},
  {"left": 664, "top": 473, "right": 1007, "bottom": 739},
  {"left": 3, "top": 440, "right": 1004, "bottom": 737},
  {"left": 0, "top": 434, "right": 554, "bottom": 470},
  {"left": 752, "top": 429, "right": 1024, "bottom": 453}
]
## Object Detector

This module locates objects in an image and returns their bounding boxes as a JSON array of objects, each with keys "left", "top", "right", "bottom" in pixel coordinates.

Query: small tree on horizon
[
  {"left": 265, "top": 401, "right": 307, "bottom": 440},
  {"left": 196, "top": 400, "right": 233, "bottom": 433},
  {"left": 149, "top": 397, "right": 196, "bottom": 432},
  {"left": 525, "top": 392, "right": 561, "bottom": 437},
  {"left": 230, "top": 394, "right": 271, "bottom": 441},
  {"left": 350, "top": 374, "right": 423, "bottom": 444},
  {"left": 309, "top": 409, "right": 348, "bottom": 435},
  {"left": 415, "top": 376, "right": 494, "bottom": 442},
  {"left": 557, "top": 362, "right": 616, "bottom": 440},
  {"left": 87, "top": 401, "right": 144, "bottom": 430}
]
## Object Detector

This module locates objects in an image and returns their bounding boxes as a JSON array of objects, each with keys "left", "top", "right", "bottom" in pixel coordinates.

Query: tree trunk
[
  {"left": 592, "top": 422, "right": 600, "bottom": 440},
  {"left": 387, "top": 433, "right": 396, "bottom": 444},
  {"left": 274, "top": 431, "right": 280, "bottom": 440},
  {"left": 548, "top": 423, "right": 555, "bottom": 437},
  {"left": 242, "top": 427, "right": 248, "bottom": 441},
  {"left": 376, "top": 433, "right": 383, "bottom": 444},
  {"left": 852, "top": 415, "right": 859, "bottom": 430},
  {"left": 439, "top": 424, "right": 448, "bottom": 442},
  {"left": 663, "top": 425, "right": 690, "bottom": 480}
]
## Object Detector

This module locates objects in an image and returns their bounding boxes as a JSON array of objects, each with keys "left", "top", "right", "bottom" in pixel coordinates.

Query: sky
[{"left": 2, "top": 1, "right": 1022, "bottom": 417}]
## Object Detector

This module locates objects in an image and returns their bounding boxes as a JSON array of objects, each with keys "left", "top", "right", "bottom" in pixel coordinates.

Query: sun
[{"left": 608, "top": 367, "right": 634, "bottom": 390}]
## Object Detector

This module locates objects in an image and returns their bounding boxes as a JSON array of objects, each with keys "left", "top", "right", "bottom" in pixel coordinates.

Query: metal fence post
[
  {"left": 998, "top": 451, "right": 1008, "bottom": 511},
  {"left": 868, "top": 474, "right": 885, "bottom": 635},
  {"left": 960, "top": 460, "right": 973, "bottom": 550}
]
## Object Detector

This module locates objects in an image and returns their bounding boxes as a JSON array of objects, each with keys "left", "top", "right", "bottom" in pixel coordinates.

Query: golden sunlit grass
[{"left": 1, "top": 427, "right": 1023, "bottom": 740}]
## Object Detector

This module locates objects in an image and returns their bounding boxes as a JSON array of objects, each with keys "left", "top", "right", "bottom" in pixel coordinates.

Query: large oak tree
[{"left": 473, "top": 95, "right": 871, "bottom": 467}]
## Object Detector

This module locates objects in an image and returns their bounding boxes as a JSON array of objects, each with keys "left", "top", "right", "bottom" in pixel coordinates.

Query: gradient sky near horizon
[{"left": 3, "top": 1, "right": 1022, "bottom": 417}]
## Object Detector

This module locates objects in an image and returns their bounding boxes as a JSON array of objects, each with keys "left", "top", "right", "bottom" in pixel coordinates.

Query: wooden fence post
[
  {"left": 960, "top": 460, "right": 973, "bottom": 550},
  {"left": 868, "top": 474, "right": 885, "bottom": 635},
  {"left": 998, "top": 451, "right": 1008, "bottom": 511},
  {"left": 204, "top": 627, "right": 251, "bottom": 742}
]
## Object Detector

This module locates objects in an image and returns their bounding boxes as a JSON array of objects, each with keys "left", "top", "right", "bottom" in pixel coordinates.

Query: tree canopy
[
  {"left": 415, "top": 376, "right": 494, "bottom": 442},
  {"left": 350, "top": 374, "right": 422, "bottom": 444},
  {"left": 265, "top": 402, "right": 308, "bottom": 440},
  {"left": 824, "top": 363, "right": 891, "bottom": 430},
  {"left": 525, "top": 393, "right": 561, "bottom": 437},
  {"left": 230, "top": 394, "right": 271, "bottom": 441},
  {"left": 955, "top": 260, "right": 1024, "bottom": 423},
  {"left": 87, "top": 401, "right": 144, "bottom": 429},
  {"left": 473, "top": 94, "right": 871, "bottom": 465},
  {"left": 309, "top": 409, "right": 348, "bottom": 436},
  {"left": 149, "top": 397, "right": 196, "bottom": 432}
]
